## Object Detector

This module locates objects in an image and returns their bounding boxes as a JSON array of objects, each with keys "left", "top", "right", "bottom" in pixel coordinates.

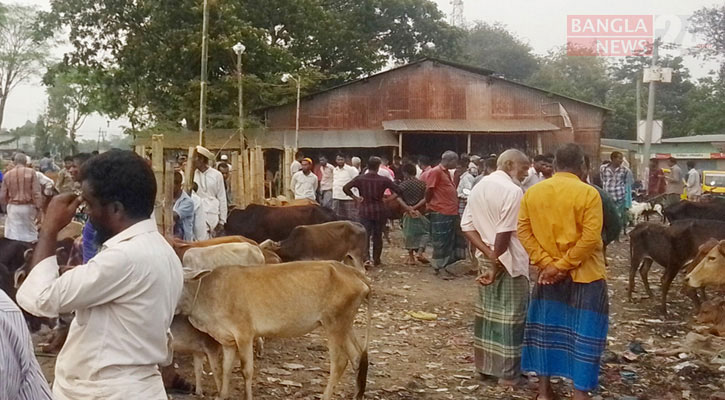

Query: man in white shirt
[
  {"left": 190, "top": 183, "right": 208, "bottom": 241},
  {"left": 290, "top": 151, "right": 304, "bottom": 177},
  {"left": 193, "top": 146, "right": 228, "bottom": 237},
  {"left": 17, "top": 150, "right": 183, "bottom": 400},
  {"left": 316, "top": 156, "right": 334, "bottom": 208},
  {"left": 460, "top": 149, "right": 531, "bottom": 387},
  {"left": 686, "top": 160, "right": 702, "bottom": 201},
  {"left": 332, "top": 154, "right": 360, "bottom": 221},
  {"left": 291, "top": 158, "right": 318, "bottom": 200}
]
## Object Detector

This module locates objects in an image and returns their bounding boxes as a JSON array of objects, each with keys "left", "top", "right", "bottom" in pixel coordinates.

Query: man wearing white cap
[{"left": 193, "top": 146, "right": 228, "bottom": 238}]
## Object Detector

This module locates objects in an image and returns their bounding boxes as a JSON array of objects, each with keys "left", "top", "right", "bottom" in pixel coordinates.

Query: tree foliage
[
  {"left": 0, "top": 3, "right": 51, "bottom": 130},
  {"left": 689, "top": 5, "right": 725, "bottom": 76},
  {"left": 39, "top": 0, "right": 461, "bottom": 132},
  {"left": 457, "top": 22, "right": 538, "bottom": 81}
]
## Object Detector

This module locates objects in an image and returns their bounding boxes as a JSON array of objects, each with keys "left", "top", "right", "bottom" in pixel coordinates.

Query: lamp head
[
  {"left": 232, "top": 42, "right": 246, "bottom": 55},
  {"left": 281, "top": 73, "right": 293, "bottom": 83}
]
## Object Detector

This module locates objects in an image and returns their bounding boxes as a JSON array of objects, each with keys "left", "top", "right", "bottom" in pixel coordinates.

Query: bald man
[
  {"left": 0, "top": 153, "right": 43, "bottom": 242},
  {"left": 461, "top": 149, "right": 531, "bottom": 386},
  {"left": 423, "top": 151, "right": 462, "bottom": 274}
]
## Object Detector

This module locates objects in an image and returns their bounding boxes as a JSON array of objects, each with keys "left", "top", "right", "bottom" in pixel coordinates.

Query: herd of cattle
[
  {"left": 0, "top": 203, "right": 371, "bottom": 399},
  {"left": 628, "top": 198, "right": 725, "bottom": 319}
]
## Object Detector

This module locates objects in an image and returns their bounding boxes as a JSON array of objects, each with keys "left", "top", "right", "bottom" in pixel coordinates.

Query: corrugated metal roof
[
  {"left": 601, "top": 138, "right": 638, "bottom": 150},
  {"left": 661, "top": 134, "right": 725, "bottom": 143},
  {"left": 254, "top": 130, "right": 398, "bottom": 149},
  {"left": 383, "top": 119, "right": 560, "bottom": 133}
]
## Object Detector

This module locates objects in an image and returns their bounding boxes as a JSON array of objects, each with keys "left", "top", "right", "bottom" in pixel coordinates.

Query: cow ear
[
  {"left": 184, "top": 269, "right": 212, "bottom": 281},
  {"left": 719, "top": 241, "right": 725, "bottom": 257}
]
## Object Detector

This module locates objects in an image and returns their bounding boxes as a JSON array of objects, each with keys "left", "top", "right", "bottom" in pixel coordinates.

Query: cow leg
[
  {"left": 219, "top": 345, "right": 237, "bottom": 399},
  {"left": 235, "top": 338, "right": 255, "bottom": 400},
  {"left": 342, "top": 332, "right": 368, "bottom": 400},
  {"left": 254, "top": 337, "right": 264, "bottom": 358},
  {"left": 204, "top": 346, "right": 222, "bottom": 394},
  {"left": 192, "top": 353, "right": 204, "bottom": 396},
  {"left": 682, "top": 285, "right": 702, "bottom": 312},
  {"left": 640, "top": 259, "right": 655, "bottom": 298},
  {"left": 660, "top": 267, "right": 679, "bottom": 316},
  {"left": 322, "top": 334, "right": 349, "bottom": 400}
]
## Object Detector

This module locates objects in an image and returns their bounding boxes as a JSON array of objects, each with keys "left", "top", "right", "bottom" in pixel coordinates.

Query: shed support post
[
  {"left": 537, "top": 134, "right": 543, "bottom": 155},
  {"left": 151, "top": 135, "right": 164, "bottom": 230},
  {"left": 398, "top": 133, "right": 403, "bottom": 157},
  {"left": 163, "top": 161, "right": 174, "bottom": 238},
  {"left": 467, "top": 134, "right": 471, "bottom": 154},
  {"left": 184, "top": 147, "right": 195, "bottom": 193},
  {"left": 283, "top": 147, "right": 293, "bottom": 198},
  {"left": 231, "top": 151, "right": 240, "bottom": 207}
]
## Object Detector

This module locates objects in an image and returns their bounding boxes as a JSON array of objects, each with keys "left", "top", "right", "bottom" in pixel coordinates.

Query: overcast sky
[{"left": 4, "top": 0, "right": 721, "bottom": 139}]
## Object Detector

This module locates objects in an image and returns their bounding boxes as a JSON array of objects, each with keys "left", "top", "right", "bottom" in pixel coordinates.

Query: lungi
[
  {"left": 429, "top": 212, "right": 461, "bottom": 270},
  {"left": 522, "top": 278, "right": 609, "bottom": 392},
  {"left": 474, "top": 255, "right": 529, "bottom": 379},
  {"left": 4, "top": 204, "right": 38, "bottom": 242},
  {"left": 319, "top": 190, "right": 333, "bottom": 209},
  {"left": 333, "top": 199, "right": 358, "bottom": 222},
  {"left": 401, "top": 214, "right": 429, "bottom": 250}
]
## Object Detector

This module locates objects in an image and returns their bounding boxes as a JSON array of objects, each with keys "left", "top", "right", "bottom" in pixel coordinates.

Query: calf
[
  {"left": 686, "top": 240, "right": 725, "bottom": 288},
  {"left": 170, "top": 315, "right": 222, "bottom": 396},
  {"left": 694, "top": 298, "right": 725, "bottom": 337},
  {"left": 173, "top": 235, "right": 279, "bottom": 264},
  {"left": 664, "top": 200, "right": 725, "bottom": 223},
  {"left": 629, "top": 220, "right": 725, "bottom": 315},
  {"left": 260, "top": 221, "right": 367, "bottom": 270},
  {"left": 179, "top": 261, "right": 371, "bottom": 400},
  {"left": 180, "top": 242, "right": 265, "bottom": 274}
]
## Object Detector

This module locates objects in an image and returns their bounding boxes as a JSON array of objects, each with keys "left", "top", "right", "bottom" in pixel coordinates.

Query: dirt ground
[{"left": 35, "top": 230, "right": 725, "bottom": 400}]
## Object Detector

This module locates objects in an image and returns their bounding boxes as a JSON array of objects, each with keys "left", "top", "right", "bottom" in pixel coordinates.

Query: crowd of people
[{"left": 0, "top": 141, "right": 674, "bottom": 400}]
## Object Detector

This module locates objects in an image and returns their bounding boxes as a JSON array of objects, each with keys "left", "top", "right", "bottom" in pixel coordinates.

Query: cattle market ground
[{"left": 35, "top": 230, "right": 725, "bottom": 400}]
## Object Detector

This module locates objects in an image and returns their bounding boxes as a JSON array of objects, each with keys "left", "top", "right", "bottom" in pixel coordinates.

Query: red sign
[
  {"left": 711, "top": 153, "right": 725, "bottom": 159},
  {"left": 655, "top": 153, "right": 671, "bottom": 159}
]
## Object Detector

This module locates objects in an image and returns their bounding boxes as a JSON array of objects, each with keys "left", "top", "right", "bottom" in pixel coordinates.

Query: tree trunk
[{"left": 0, "top": 93, "right": 7, "bottom": 132}]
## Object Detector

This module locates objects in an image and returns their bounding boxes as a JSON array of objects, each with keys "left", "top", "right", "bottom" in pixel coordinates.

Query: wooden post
[
  {"left": 163, "top": 161, "right": 174, "bottom": 238},
  {"left": 230, "top": 152, "right": 240, "bottom": 207},
  {"left": 254, "top": 145, "right": 264, "bottom": 203},
  {"left": 184, "top": 147, "right": 195, "bottom": 193},
  {"left": 242, "top": 148, "right": 251, "bottom": 205},
  {"left": 237, "top": 152, "right": 246, "bottom": 208},
  {"left": 282, "top": 147, "right": 293, "bottom": 199},
  {"left": 398, "top": 133, "right": 403, "bottom": 157},
  {"left": 537, "top": 134, "right": 543, "bottom": 155},
  {"left": 134, "top": 145, "right": 146, "bottom": 157},
  {"left": 151, "top": 135, "right": 164, "bottom": 230},
  {"left": 467, "top": 134, "right": 472, "bottom": 154}
]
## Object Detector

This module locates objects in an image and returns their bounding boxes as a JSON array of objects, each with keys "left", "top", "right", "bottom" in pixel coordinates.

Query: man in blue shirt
[{"left": 172, "top": 172, "right": 194, "bottom": 241}]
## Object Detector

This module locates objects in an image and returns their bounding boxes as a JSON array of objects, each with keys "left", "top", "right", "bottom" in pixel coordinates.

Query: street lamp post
[
  {"left": 198, "top": 0, "right": 210, "bottom": 146},
  {"left": 282, "top": 73, "right": 301, "bottom": 151},
  {"left": 232, "top": 43, "right": 246, "bottom": 140}
]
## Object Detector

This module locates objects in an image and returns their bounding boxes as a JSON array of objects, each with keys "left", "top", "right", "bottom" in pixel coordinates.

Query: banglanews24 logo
[{"left": 568, "top": 15, "right": 655, "bottom": 56}]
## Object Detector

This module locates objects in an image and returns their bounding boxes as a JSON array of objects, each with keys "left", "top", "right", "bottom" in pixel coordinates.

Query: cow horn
[
  {"left": 13, "top": 269, "right": 26, "bottom": 289},
  {"left": 23, "top": 248, "right": 34, "bottom": 262}
]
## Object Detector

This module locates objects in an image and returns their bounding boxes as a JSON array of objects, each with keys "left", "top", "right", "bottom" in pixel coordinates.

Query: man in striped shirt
[
  {"left": 0, "top": 153, "right": 43, "bottom": 242},
  {"left": 0, "top": 290, "right": 53, "bottom": 399}
]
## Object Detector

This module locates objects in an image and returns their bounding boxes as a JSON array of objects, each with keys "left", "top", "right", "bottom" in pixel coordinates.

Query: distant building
[{"left": 0, "top": 133, "right": 34, "bottom": 158}]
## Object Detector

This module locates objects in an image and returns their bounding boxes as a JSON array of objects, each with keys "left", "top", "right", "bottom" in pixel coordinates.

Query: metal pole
[
  {"left": 294, "top": 76, "right": 301, "bottom": 151},
  {"left": 198, "top": 0, "right": 210, "bottom": 146},
  {"left": 642, "top": 41, "right": 658, "bottom": 171},
  {"left": 238, "top": 51, "right": 244, "bottom": 142}
]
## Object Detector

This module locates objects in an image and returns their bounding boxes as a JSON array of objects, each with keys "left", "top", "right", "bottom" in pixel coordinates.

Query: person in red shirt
[
  {"left": 424, "top": 151, "right": 463, "bottom": 274},
  {"left": 647, "top": 158, "right": 666, "bottom": 198}
]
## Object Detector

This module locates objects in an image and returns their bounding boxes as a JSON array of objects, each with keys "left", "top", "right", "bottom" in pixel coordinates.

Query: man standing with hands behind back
[
  {"left": 16, "top": 150, "right": 183, "bottom": 400},
  {"left": 461, "top": 149, "right": 531, "bottom": 387},
  {"left": 517, "top": 144, "right": 607, "bottom": 400}
]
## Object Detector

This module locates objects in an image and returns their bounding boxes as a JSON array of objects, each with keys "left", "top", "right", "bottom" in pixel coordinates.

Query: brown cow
[
  {"left": 694, "top": 299, "right": 725, "bottom": 337},
  {"left": 179, "top": 261, "right": 371, "bottom": 400},
  {"left": 172, "top": 235, "right": 279, "bottom": 264},
  {"left": 260, "top": 221, "right": 367, "bottom": 270},
  {"left": 629, "top": 220, "right": 725, "bottom": 314},
  {"left": 225, "top": 204, "right": 337, "bottom": 242}
]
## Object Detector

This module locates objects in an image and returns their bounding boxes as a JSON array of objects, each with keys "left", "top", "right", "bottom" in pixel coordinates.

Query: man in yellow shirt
[{"left": 517, "top": 144, "right": 608, "bottom": 400}]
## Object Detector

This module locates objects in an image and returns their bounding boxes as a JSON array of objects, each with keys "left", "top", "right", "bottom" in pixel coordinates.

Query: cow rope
[{"left": 190, "top": 276, "right": 204, "bottom": 314}]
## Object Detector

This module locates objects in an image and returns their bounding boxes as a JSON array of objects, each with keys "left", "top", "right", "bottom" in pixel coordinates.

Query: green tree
[
  {"left": 686, "top": 77, "right": 725, "bottom": 135},
  {"left": 526, "top": 46, "right": 610, "bottom": 105},
  {"left": 0, "top": 4, "right": 51, "bottom": 130},
  {"left": 457, "top": 22, "right": 538, "bottom": 81},
  {"left": 39, "top": 0, "right": 460, "bottom": 132},
  {"left": 689, "top": 5, "right": 725, "bottom": 75}
]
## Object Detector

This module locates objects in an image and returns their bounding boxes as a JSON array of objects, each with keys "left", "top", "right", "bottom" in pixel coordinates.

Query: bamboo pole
[
  {"left": 184, "top": 146, "right": 195, "bottom": 193},
  {"left": 242, "top": 147, "right": 251, "bottom": 206},
  {"left": 163, "top": 161, "right": 174, "bottom": 238},
  {"left": 254, "top": 146, "right": 264, "bottom": 203},
  {"left": 134, "top": 145, "right": 146, "bottom": 157},
  {"left": 151, "top": 135, "right": 164, "bottom": 230},
  {"left": 230, "top": 151, "right": 239, "bottom": 206}
]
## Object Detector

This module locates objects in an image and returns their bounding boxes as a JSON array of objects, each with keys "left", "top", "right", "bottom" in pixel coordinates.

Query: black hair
[
  {"left": 458, "top": 154, "right": 470, "bottom": 167},
  {"left": 484, "top": 157, "right": 497, "bottom": 170},
  {"left": 295, "top": 151, "right": 304, "bottom": 160},
  {"left": 367, "top": 156, "right": 382, "bottom": 170},
  {"left": 218, "top": 162, "right": 229, "bottom": 170},
  {"left": 394, "top": 155, "right": 402, "bottom": 161},
  {"left": 80, "top": 150, "right": 156, "bottom": 219},
  {"left": 174, "top": 171, "right": 184, "bottom": 184},
  {"left": 335, "top": 153, "right": 345, "bottom": 159},
  {"left": 687, "top": 160, "right": 696, "bottom": 169},
  {"left": 418, "top": 155, "right": 431, "bottom": 167},
  {"left": 668, "top": 156, "right": 677, "bottom": 163},
  {"left": 610, "top": 151, "right": 623, "bottom": 160},
  {"left": 91, "top": 150, "right": 99, "bottom": 156},
  {"left": 63, "top": 156, "right": 73, "bottom": 162},
  {"left": 402, "top": 163, "right": 417, "bottom": 176},
  {"left": 554, "top": 144, "right": 585, "bottom": 172},
  {"left": 72, "top": 153, "right": 93, "bottom": 165},
  {"left": 44, "top": 152, "right": 51, "bottom": 157}
]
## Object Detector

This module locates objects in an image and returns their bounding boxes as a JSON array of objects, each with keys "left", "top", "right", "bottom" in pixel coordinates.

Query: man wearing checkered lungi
[{"left": 461, "top": 149, "right": 532, "bottom": 387}]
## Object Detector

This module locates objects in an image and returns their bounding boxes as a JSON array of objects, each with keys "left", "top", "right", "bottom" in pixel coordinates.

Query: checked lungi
[
  {"left": 333, "top": 199, "right": 358, "bottom": 222},
  {"left": 401, "top": 214, "right": 429, "bottom": 250},
  {"left": 474, "top": 255, "right": 529, "bottom": 380},
  {"left": 522, "top": 278, "right": 609, "bottom": 392},
  {"left": 429, "top": 212, "right": 461, "bottom": 270}
]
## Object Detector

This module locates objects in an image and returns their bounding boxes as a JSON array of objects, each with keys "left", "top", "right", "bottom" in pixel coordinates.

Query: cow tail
[{"left": 355, "top": 286, "right": 371, "bottom": 400}]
